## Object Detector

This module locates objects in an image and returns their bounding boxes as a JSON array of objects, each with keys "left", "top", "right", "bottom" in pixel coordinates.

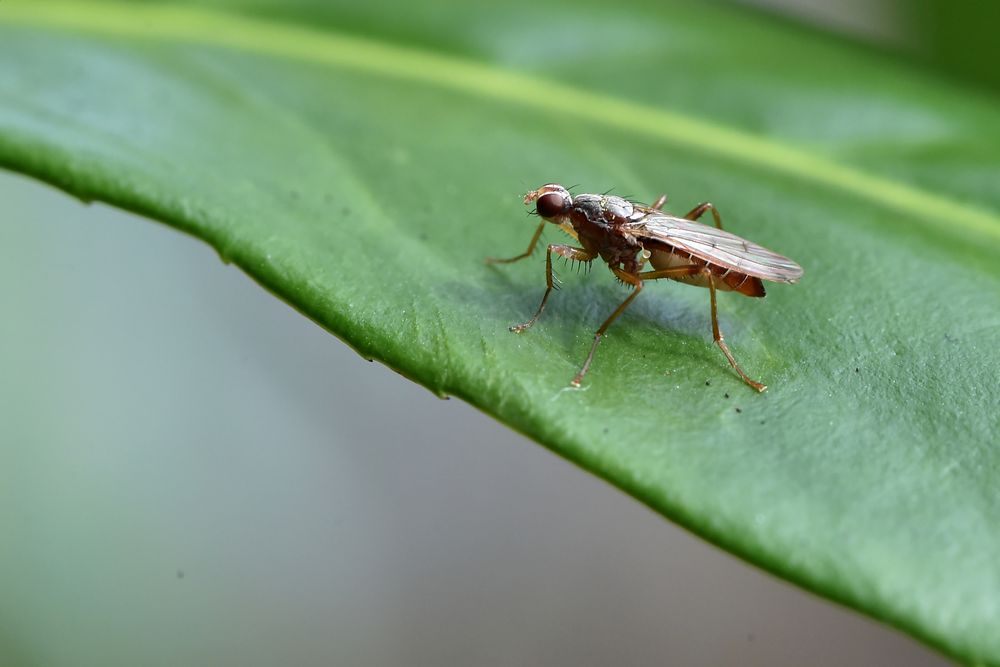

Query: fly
[{"left": 487, "top": 183, "right": 804, "bottom": 392}]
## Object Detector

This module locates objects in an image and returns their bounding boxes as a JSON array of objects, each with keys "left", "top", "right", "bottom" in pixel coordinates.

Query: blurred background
[
  {"left": 4, "top": 0, "right": 992, "bottom": 664},
  {"left": 733, "top": 0, "right": 1000, "bottom": 93}
]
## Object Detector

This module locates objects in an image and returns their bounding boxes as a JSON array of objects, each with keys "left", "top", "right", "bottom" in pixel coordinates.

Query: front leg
[
  {"left": 486, "top": 221, "right": 546, "bottom": 264},
  {"left": 511, "top": 244, "right": 596, "bottom": 333}
]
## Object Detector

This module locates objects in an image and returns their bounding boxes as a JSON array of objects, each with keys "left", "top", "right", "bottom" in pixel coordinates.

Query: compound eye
[{"left": 536, "top": 192, "right": 568, "bottom": 218}]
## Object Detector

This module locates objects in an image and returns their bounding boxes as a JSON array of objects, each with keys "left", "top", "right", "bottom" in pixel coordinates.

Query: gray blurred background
[{"left": 4, "top": 0, "right": 986, "bottom": 664}]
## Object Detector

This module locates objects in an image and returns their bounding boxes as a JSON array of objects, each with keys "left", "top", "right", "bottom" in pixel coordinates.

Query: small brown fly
[{"left": 487, "top": 184, "right": 803, "bottom": 392}]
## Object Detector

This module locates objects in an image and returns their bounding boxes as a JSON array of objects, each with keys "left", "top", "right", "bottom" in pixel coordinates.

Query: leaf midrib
[{"left": 2, "top": 0, "right": 999, "bottom": 247}]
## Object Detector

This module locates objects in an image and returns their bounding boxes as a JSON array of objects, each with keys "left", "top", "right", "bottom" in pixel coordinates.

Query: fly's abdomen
[{"left": 649, "top": 248, "right": 765, "bottom": 297}]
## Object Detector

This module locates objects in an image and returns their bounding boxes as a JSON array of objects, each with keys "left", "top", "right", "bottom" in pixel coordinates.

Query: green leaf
[{"left": 2, "top": 1, "right": 999, "bottom": 662}]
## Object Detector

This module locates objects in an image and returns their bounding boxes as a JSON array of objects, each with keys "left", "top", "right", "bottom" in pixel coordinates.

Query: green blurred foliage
[{"left": 914, "top": 0, "right": 1000, "bottom": 91}]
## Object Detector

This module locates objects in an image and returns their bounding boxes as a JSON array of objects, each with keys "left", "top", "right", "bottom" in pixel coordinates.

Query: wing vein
[{"left": 625, "top": 211, "right": 803, "bottom": 283}]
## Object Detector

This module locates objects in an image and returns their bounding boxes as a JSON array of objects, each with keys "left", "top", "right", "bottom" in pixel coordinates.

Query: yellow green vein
[{"left": 2, "top": 0, "right": 999, "bottom": 244}]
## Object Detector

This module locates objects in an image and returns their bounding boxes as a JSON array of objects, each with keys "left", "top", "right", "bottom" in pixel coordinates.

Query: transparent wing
[{"left": 625, "top": 210, "right": 804, "bottom": 283}]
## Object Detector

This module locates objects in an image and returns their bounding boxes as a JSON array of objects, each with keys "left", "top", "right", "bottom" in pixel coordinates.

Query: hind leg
[
  {"left": 706, "top": 270, "right": 766, "bottom": 392},
  {"left": 684, "top": 202, "right": 724, "bottom": 230}
]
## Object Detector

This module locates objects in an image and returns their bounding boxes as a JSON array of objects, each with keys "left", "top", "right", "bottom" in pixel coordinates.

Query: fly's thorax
[
  {"left": 600, "top": 195, "right": 635, "bottom": 225},
  {"left": 571, "top": 194, "right": 635, "bottom": 225},
  {"left": 569, "top": 196, "right": 606, "bottom": 236},
  {"left": 569, "top": 194, "right": 635, "bottom": 234},
  {"left": 600, "top": 244, "right": 644, "bottom": 273}
]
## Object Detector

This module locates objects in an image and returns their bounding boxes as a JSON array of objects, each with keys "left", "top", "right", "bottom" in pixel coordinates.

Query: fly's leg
[
  {"left": 511, "top": 244, "right": 595, "bottom": 334},
  {"left": 572, "top": 269, "right": 642, "bottom": 387},
  {"left": 656, "top": 198, "right": 722, "bottom": 230},
  {"left": 706, "top": 270, "right": 767, "bottom": 392},
  {"left": 572, "top": 265, "right": 704, "bottom": 387},
  {"left": 683, "top": 202, "right": 724, "bottom": 230},
  {"left": 485, "top": 221, "right": 546, "bottom": 264},
  {"left": 638, "top": 265, "right": 702, "bottom": 281}
]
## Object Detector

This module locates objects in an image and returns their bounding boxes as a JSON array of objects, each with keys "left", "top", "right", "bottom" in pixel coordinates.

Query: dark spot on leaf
[
  {"left": 705, "top": 380, "right": 711, "bottom": 386},
  {"left": 724, "top": 393, "right": 730, "bottom": 399},
  {"left": 735, "top": 407, "right": 742, "bottom": 414},
  {"left": 855, "top": 367, "right": 859, "bottom": 373},
  {"left": 176, "top": 570, "right": 185, "bottom": 579}
]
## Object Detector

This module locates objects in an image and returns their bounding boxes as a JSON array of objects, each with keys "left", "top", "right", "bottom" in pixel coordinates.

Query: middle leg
[
  {"left": 571, "top": 264, "right": 704, "bottom": 387},
  {"left": 571, "top": 269, "right": 643, "bottom": 387},
  {"left": 486, "top": 221, "right": 546, "bottom": 265}
]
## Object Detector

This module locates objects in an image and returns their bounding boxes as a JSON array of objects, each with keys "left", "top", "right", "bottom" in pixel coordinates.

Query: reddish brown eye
[{"left": 536, "top": 193, "right": 567, "bottom": 218}]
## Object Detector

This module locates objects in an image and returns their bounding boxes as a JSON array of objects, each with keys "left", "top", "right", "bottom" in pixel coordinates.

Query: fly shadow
[{"left": 441, "top": 259, "right": 755, "bottom": 380}]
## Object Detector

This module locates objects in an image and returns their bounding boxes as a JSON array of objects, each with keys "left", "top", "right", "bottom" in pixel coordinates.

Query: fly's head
[{"left": 524, "top": 183, "right": 572, "bottom": 223}]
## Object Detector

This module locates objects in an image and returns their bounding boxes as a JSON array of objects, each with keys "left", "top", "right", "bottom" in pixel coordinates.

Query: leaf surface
[{"left": 2, "top": 2, "right": 999, "bottom": 663}]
